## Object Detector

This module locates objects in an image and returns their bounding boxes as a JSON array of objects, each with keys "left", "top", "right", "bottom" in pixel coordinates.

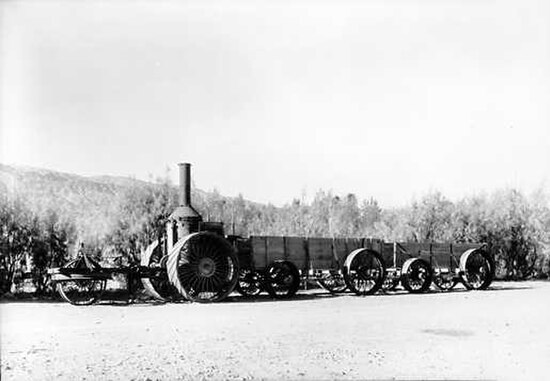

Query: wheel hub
[{"left": 198, "top": 257, "right": 216, "bottom": 277}]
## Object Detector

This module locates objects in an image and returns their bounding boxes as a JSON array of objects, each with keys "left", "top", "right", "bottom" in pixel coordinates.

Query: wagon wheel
[
  {"left": 381, "top": 270, "right": 400, "bottom": 292},
  {"left": 57, "top": 279, "right": 106, "bottom": 305},
  {"left": 459, "top": 248, "right": 494, "bottom": 290},
  {"left": 343, "top": 249, "right": 386, "bottom": 296},
  {"left": 432, "top": 268, "right": 458, "bottom": 291},
  {"left": 236, "top": 268, "right": 262, "bottom": 297},
  {"left": 264, "top": 261, "right": 301, "bottom": 299},
  {"left": 401, "top": 258, "right": 432, "bottom": 293},
  {"left": 140, "top": 240, "right": 176, "bottom": 302},
  {"left": 166, "top": 232, "right": 239, "bottom": 303},
  {"left": 317, "top": 271, "right": 347, "bottom": 293},
  {"left": 56, "top": 256, "right": 106, "bottom": 305}
]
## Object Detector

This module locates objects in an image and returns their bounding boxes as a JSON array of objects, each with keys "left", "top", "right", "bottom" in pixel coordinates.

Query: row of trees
[
  {"left": 194, "top": 187, "right": 550, "bottom": 279},
  {"left": 1, "top": 178, "right": 549, "bottom": 295},
  {"left": 0, "top": 194, "right": 75, "bottom": 295}
]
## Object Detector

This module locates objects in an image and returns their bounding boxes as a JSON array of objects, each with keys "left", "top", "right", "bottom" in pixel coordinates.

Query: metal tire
[
  {"left": 166, "top": 232, "right": 239, "bottom": 303},
  {"left": 459, "top": 248, "right": 494, "bottom": 290},
  {"left": 140, "top": 240, "right": 174, "bottom": 301},
  {"left": 55, "top": 256, "right": 106, "bottom": 305},
  {"left": 264, "top": 261, "right": 301, "bottom": 299},
  {"left": 401, "top": 258, "right": 432, "bottom": 293},
  {"left": 236, "top": 268, "right": 262, "bottom": 297},
  {"left": 343, "top": 249, "right": 386, "bottom": 296},
  {"left": 56, "top": 279, "right": 106, "bottom": 305}
]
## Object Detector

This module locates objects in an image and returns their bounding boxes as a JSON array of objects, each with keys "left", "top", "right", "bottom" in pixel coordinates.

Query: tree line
[
  {"left": 195, "top": 187, "right": 550, "bottom": 279},
  {"left": 0, "top": 194, "right": 75, "bottom": 295},
  {"left": 1, "top": 178, "right": 549, "bottom": 295}
]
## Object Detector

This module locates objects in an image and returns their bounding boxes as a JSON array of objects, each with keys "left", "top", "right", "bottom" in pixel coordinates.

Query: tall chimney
[
  {"left": 167, "top": 162, "right": 202, "bottom": 247},
  {"left": 179, "top": 163, "right": 191, "bottom": 206}
]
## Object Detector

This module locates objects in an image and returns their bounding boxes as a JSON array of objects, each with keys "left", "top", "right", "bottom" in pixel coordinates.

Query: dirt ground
[{"left": 1, "top": 281, "right": 549, "bottom": 381}]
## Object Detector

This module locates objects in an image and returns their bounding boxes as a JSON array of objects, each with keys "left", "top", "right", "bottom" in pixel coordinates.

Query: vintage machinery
[{"left": 48, "top": 163, "right": 494, "bottom": 305}]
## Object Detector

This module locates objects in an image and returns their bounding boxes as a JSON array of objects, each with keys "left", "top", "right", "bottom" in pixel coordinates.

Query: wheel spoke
[
  {"left": 402, "top": 258, "right": 432, "bottom": 293},
  {"left": 461, "top": 250, "right": 493, "bottom": 290},
  {"left": 167, "top": 233, "right": 240, "bottom": 302}
]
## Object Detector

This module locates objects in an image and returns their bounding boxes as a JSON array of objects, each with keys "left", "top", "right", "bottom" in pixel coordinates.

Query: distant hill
[
  {"left": 0, "top": 164, "right": 277, "bottom": 238},
  {"left": 1, "top": 165, "right": 132, "bottom": 237},
  {"left": 0, "top": 164, "right": 225, "bottom": 240}
]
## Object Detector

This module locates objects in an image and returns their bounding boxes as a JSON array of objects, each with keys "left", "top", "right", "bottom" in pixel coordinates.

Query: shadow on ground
[{"left": 1, "top": 281, "right": 539, "bottom": 306}]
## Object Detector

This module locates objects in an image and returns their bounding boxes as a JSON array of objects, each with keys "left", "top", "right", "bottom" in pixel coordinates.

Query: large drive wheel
[
  {"left": 432, "top": 268, "right": 458, "bottom": 291},
  {"left": 56, "top": 256, "right": 106, "bottom": 305},
  {"left": 166, "top": 232, "right": 239, "bottom": 303},
  {"left": 236, "top": 268, "right": 262, "bottom": 297},
  {"left": 460, "top": 248, "right": 494, "bottom": 290},
  {"left": 343, "top": 249, "right": 386, "bottom": 296},
  {"left": 401, "top": 258, "right": 432, "bottom": 293},
  {"left": 140, "top": 240, "right": 175, "bottom": 301},
  {"left": 318, "top": 271, "right": 347, "bottom": 293},
  {"left": 264, "top": 261, "right": 301, "bottom": 299}
]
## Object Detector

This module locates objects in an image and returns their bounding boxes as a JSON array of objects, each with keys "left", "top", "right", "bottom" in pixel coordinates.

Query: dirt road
[{"left": 2, "top": 281, "right": 549, "bottom": 380}]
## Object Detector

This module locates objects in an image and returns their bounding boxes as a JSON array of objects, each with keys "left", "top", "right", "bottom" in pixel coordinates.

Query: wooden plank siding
[
  {"left": 250, "top": 236, "right": 268, "bottom": 269},
  {"left": 345, "top": 238, "right": 364, "bottom": 254},
  {"left": 249, "top": 236, "right": 482, "bottom": 271},
  {"left": 307, "top": 237, "right": 334, "bottom": 270},
  {"left": 250, "top": 236, "right": 309, "bottom": 270},
  {"left": 285, "top": 237, "right": 308, "bottom": 270}
]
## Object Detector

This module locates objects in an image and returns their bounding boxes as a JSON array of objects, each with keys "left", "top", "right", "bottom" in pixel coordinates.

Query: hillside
[
  {"left": 0, "top": 164, "right": 215, "bottom": 240},
  {"left": 0, "top": 164, "right": 272, "bottom": 238}
]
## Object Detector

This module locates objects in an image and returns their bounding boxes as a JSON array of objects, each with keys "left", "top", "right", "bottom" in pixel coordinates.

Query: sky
[{"left": 1, "top": 0, "right": 549, "bottom": 207}]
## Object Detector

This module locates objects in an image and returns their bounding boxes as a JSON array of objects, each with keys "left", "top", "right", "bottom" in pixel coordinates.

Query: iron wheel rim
[
  {"left": 344, "top": 250, "right": 385, "bottom": 295},
  {"left": 146, "top": 243, "right": 175, "bottom": 301},
  {"left": 264, "top": 261, "right": 300, "bottom": 298},
  {"left": 402, "top": 258, "right": 432, "bottom": 293},
  {"left": 462, "top": 251, "right": 492, "bottom": 290},
  {"left": 236, "top": 269, "right": 262, "bottom": 297},
  {"left": 169, "top": 233, "right": 239, "bottom": 303},
  {"left": 57, "top": 278, "right": 106, "bottom": 305},
  {"left": 56, "top": 256, "right": 105, "bottom": 305}
]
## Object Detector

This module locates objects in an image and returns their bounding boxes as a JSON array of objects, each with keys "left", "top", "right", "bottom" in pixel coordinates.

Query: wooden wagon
[
  {"left": 229, "top": 236, "right": 387, "bottom": 298},
  {"left": 377, "top": 242, "right": 494, "bottom": 293}
]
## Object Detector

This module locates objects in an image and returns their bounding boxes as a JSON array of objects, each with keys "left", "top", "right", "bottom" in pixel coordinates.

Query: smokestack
[
  {"left": 179, "top": 163, "right": 191, "bottom": 206},
  {"left": 168, "top": 162, "right": 202, "bottom": 242}
]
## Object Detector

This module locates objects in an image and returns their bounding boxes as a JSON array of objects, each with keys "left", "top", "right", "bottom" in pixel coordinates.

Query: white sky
[{"left": 1, "top": 0, "right": 549, "bottom": 207}]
